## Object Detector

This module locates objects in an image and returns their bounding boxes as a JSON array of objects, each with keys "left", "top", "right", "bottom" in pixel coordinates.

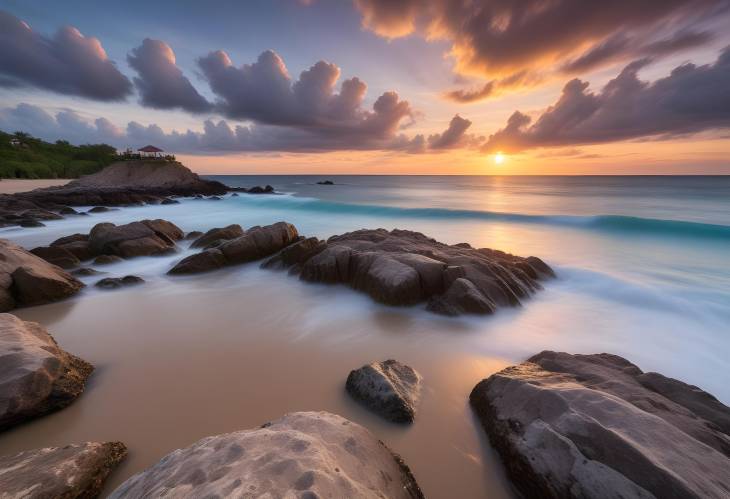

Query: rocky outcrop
[
  {"left": 190, "top": 224, "right": 244, "bottom": 248},
  {"left": 469, "top": 351, "right": 730, "bottom": 499},
  {"left": 346, "top": 360, "right": 422, "bottom": 423},
  {"left": 0, "top": 441, "right": 127, "bottom": 497},
  {"left": 32, "top": 219, "right": 184, "bottom": 270},
  {"left": 267, "top": 228, "right": 553, "bottom": 316},
  {"left": 0, "top": 314, "right": 93, "bottom": 430},
  {"left": 95, "top": 275, "right": 145, "bottom": 289},
  {"left": 168, "top": 222, "right": 299, "bottom": 274},
  {"left": 109, "top": 411, "right": 422, "bottom": 498},
  {"left": 0, "top": 239, "right": 83, "bottom": 311},
  {"left": 0, "top": 161, "right": 229, "bottom": 228}
]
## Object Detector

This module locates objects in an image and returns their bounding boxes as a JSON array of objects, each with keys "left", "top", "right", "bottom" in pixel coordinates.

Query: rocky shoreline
[{"left": 1, "top": 162, "right": 728, "bottom": 498}]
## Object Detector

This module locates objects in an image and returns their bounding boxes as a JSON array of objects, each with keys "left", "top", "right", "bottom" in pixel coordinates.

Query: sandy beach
[{"left": 0, "top": 179, "right": 68, "bottom": 194}]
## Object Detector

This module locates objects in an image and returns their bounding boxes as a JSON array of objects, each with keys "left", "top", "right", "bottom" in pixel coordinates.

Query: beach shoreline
[{"left": 0, "top": 179, "right": 69, "bottom": 194}]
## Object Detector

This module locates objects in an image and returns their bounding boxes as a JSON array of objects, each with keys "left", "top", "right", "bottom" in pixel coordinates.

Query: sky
[{"left": 1, "top": 0, "right": 729, "bottom": 174}]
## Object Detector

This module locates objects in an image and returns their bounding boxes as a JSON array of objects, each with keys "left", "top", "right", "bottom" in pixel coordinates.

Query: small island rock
[{"left": 346, "top": 360, "right": 422, "bottom": 423}]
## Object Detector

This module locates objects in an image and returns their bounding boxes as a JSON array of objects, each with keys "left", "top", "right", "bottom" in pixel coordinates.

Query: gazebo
[{"left": 138, "top": 145, "right": 164, "bottom": 158}]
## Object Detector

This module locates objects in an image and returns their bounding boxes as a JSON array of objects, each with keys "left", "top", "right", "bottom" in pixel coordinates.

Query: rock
[
  {"left": 0, "top": 314, "right": 93, "bottom": 430},
  {"left": 72, "top": 267, "right": 102, "bottom": 276},
  {"left": 0, "top": 442, "right": 127, "bottom": 497},
  {"left": 261, "top": 237, "right": 327, "bottom": 270},
  {"left": 220, "top": 222, "right": 299, "bottom": 264},
  {"left": 19, "top": 219, "right": 44, "bottom": 227},
  {"left": 208, "top": 195, "right": 222, "bottom": 200},
  {"left": 427, "top": 277, "right": 496, "bottom": 316},
  {"left": 291, "top": 228, "right": 553, "bottom": 315},
  {"left": 59, "top": 206, "right": 78, "bottom": 215},
  {"left": 169, "top": 222, "right": 299, "bottom": 274},
  {"left": 346, "top": 360, "right": 422, "bottom": 423},
  {"left": 0, "top": 239, "right": 83, "bottom": 310},
  {"left": 317, "top": 180, "right": 335, "bottom": 185},
  {"left": 88, "top": 219, "right": 182, "bottom": 258},
  {"left": 109, "top": 411, "right": 422, "bottom": 499},
  {"left": 469, "top": 351, "right": 730, "bottom": 499},
  {"left": 190, "top": 224, "right": 244, "bottom": 248},
  {"left": 30, "top": 245, "right": 80, "bottom": 269},
  {"left": 161, "top": 197, "right": 179, "bottom": 204},
  {"left": 230, "top": 192, "right": 239, "bottom": 197},
  {"left": 88, "top": 206, "right": 111, "bottom": 213},
  {"left": 246, "top": 184, "right": 274, "bottom": 194},
  {"left": 167, "top": 249, "right": 228, "bottom": 274},
  {"left": 93, "top": 254, "right": 123, "bottom": 265},
  {"left": 51, "top": 233, "right": 89, "bottom": 246},
  {"left": 95, "top": 275, "right": 145, "bottom": 289},
  {"left": 184, "top": 230, "right": 203, "bottom": 240}
]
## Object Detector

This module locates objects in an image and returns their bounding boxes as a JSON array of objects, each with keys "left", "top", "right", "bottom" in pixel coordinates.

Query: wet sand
[
  {"left": 0, "top": 265, "right": 517, "bottom": 498},
  {"left": 0, "top": 178, "right": 68, "bottom": 194}
]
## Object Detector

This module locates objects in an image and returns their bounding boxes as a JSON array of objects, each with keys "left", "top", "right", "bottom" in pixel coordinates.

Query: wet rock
[
  {"left": 19, "top": 219, "right": 44, "bottom": 227},
  {"left": 88, "top": 206, "right": 111, "bottom": 213},
  {"left": 289, "top": 228, "right": 553, "bottom": 315},
  {"left": 230, "top": 192, "right": 239, "bottom": 197},
  {"left": 346, "top": 360, "right": 422, "bottom": 423},
  {"left": 72, "top": 267, "right": 102, "bottom": 276},
  {"left": 58, "top": 206, "right": 78, "bottom": 215},
  {"left": 469, "top": 351, "right": 730, "bottom": 499},
  {"left": 208, "top": 195, "right": 222, "bottom": 200},
  {"left": 168, "top": 249, "right": 227, "bottom": 274},
  {"left": 169, "top": 222, "right": 299, "bottom": 274},
  {"left": 109, "top": 411, "right": 422, "bottom": 499},
  {"left": 0, "top": 314, "right": 93, "bottom": 430},
  {"left": 427, "top": 277, "right": 496, "bottom": 316},
  {"left": 261, "top": 237, "right": 327, "bottom": 270},
  {"left": 184, "top": 230, "right": 203, "bottom": 241},
  {"left": 95, "top": 275, "right": 145, "bottom": 289},
  {"left": 246, "top": 185, "right": 274, "bottom": 194},
  {"left": 93, "top": 254, "right": 123, "bottom": 265},
  {"left": 88, "top": 219, "right": 182, "bottom": 258},
  {"left": 317, "top": 180, "right": 335, "bottom": 185},
  {"left": 30, "top": 245, "right": 80, "bottom": 269},
  {"left": 0, "top": 441, "right": 127, "bottom": 497},
  {"left": 51, "top": 233, "right": 89, "bottom": 246},
  {"left": 190, "top": 224, "right": 244, "bottom": 248},
  {"left": 160, "top": 197, "right": 179, "bottom": 205},
  {"left": 0, "top": 240, "right": 83, "bottom": 311}
]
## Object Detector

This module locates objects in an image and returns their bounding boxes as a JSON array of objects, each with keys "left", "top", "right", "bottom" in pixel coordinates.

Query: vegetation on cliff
[{"left": 0, "top": 130, "right": 117, "bottom": 179}]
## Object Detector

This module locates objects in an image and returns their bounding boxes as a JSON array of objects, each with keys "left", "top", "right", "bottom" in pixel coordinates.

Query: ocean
[{"left": 0, "top": 175, "right": 728, "bottom": 498}]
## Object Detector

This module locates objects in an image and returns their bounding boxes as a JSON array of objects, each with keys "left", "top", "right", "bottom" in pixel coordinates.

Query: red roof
[{"left": 138, "top": 145, "right": 164, "bottom": 153}]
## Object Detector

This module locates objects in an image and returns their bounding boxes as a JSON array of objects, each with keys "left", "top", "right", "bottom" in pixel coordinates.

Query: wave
[{"left": 236, "top": 195, "right": 730, "bottom": 240}]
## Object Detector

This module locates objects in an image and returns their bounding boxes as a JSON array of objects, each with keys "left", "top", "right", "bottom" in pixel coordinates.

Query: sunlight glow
[{"left": 494, "top": 152, "right": 505, "bottom": 165}]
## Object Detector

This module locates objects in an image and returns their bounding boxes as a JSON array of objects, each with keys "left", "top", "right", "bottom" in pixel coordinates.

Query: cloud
[
  {"left": 0, "top": 10, "right": 131, "bottom": 100},
  {"left": 427, "top": 115, "right": 473, "bottom": 149},
  {"left": 482, "top": 48, "right": 730, "bottom": 153},
  {"left": 0, "top": 103, "right": 470, "bottom": 154},
  {"left": 561, "top": 30, "right": 714, "bottom": 74},
  {"left": 444, "top": 71, "right": 543, "bottom": 103},
  {"left": 128, "top": 39, "right": 212, "bottom": 113},
  {"left": 354, "top": 0, "right": 726, "bottom": 96},
  {"left": 197, "top": 48, "right": 415, "bottom": 143}
]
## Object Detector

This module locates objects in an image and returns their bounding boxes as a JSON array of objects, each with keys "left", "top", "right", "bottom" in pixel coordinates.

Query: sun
[{"left": 494, "top": 152, "right": 506, "bottom": 165}]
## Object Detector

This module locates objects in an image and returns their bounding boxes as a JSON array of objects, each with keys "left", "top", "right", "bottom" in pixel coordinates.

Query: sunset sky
[{"left": 1, "top": 0, "right": 729, "bottom": 174}]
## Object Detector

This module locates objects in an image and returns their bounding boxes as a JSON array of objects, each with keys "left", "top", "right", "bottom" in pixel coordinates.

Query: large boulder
[
  {"left": 288, "top": 228, "right": 553, "bottom": 316},
  {"left": 0, "top": 441, "right": 127, "bottom": 498},
  {"left": 87, "top": 219, "right": 183, "bottom": 258},
  {"left": 0, "top": 239, "right": 83, "bottom": 311},
  {"left": 346, "top": 360, "right": 422, "bottom": 423},
  {"left": 109, "top": 411, "right": 422, "bottom": 498},
  {"left": 168, "top": 222, "right": 299, "bottom": 274},
  {"left": 30, "top": 245, "right": 80, "bottom": 269},
  {"left": 190, "top": 224, "right": 244, "bottom": 248},
  {"left": 469, "top": 351, "right": 730, "bottom": 499},
  {"left": 0, "top": 313, "right": 93, "bottom": 431}
]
